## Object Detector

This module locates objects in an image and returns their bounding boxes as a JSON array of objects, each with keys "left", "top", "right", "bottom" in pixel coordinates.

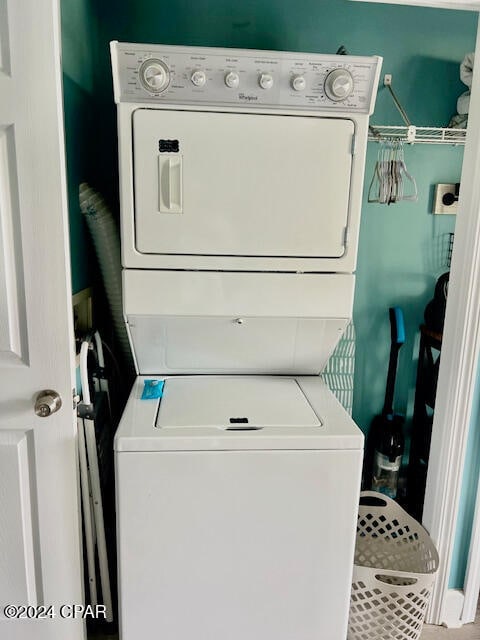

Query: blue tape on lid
[{"left": 141, "top": 379, "right": 165, "bottom": 400}]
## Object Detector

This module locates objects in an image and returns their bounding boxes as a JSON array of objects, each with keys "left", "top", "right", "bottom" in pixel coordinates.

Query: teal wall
[
  {"left": 61, "top": 0, "right": 100, "bottom": 293},
  {"left": 62, "top": 0, "right": 478, "bottom": 590},
  {"left": 355, "top": 145, "right": 461, "bottom": 433}
]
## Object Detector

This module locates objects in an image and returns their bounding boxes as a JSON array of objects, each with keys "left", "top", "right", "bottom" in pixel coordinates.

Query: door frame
[
  {"left": 452, "top": 23, "right": 480, "bottom": 620},
  {"left": 421, "top": 11, "right": 480, "bottom": 627}
]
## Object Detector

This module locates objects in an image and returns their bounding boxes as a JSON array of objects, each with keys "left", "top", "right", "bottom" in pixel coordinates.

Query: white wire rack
[
  {"left": 368, "top": 125, "right": 467, "bottom": 145},
  {"left": 368, "top": 75, "right": 468, "bottom": 145}
]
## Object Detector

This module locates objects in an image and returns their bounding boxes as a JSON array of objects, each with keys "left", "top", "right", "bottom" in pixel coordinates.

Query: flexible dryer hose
[{"left": 79, "top": 183, "right": 134, "bottom": 374}]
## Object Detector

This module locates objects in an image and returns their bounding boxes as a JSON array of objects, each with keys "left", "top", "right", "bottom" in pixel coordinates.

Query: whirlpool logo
[{"left": 238, "top": 93, "right": 258, "bottom": 101}]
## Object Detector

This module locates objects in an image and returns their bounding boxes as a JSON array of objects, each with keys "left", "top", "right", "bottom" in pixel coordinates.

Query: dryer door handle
[{"left": 159, "top": 155, "right": 183, "bottom": 213}]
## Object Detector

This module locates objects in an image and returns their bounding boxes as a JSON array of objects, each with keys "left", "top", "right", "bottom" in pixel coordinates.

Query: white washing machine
[{"left": 111, "top": 42, "right": 382, "bottom": 640}]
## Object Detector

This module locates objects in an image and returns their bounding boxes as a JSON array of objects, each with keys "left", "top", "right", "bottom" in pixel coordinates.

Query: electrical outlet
[{"left": 433, "top": 183, "right": 459, "bottom": 215}]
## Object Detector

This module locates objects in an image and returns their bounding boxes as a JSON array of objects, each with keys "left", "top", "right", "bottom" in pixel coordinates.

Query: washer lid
[
  {"left": 115, "top": 376, "right": 364, "bottom": 452},
  {"left": 156, "top": 377, "right": 321, "bottom": 429}
]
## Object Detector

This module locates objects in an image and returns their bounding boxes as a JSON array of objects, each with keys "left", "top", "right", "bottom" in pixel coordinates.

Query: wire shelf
[{"left": 368, "top": 125, "right": 467, "bottom": 145}]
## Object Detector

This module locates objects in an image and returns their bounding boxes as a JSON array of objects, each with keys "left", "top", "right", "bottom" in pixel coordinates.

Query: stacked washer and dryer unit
[{"left": 111, "top": 42, "right": 381, "bottom": 640}]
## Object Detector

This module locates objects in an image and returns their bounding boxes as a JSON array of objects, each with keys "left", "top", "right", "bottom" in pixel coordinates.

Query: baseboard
[{"left": 439, "top": 589, "right": 464, "bottom": 628}]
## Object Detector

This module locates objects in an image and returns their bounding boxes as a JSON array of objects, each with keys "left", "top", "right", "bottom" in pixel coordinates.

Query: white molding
[
  {"left": 461, "top": 466, "right": 480, "bottom": 623},
  {"left": 349, "top": 0, "right": 480, "bottom": 10},
  {"left": 422, "top": 14, "right": 480, "bottom": 626},
  {"left": 441, "top": 590, "right": 465, "bottom": 628}
]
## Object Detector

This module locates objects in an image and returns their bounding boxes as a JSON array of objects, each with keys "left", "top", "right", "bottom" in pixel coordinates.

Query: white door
[
  {"left": 0, "top": 0, "right": 84, "bottom": 639},
  {"left": 133, "top": 109, "right": 354, "bottom": 257}
]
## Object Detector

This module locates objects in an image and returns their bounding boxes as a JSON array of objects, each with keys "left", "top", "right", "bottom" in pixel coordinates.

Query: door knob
[{"left": 35, "top": 390, "right": 62, "bottom": 417}]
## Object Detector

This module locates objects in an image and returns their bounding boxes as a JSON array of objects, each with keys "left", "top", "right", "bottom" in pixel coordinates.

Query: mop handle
[{"left": 382, "top": 306, "right": 405, "bottom": 416}]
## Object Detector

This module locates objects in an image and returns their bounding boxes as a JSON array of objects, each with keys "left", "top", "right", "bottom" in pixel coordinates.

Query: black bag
[{"left": 424, "top": 272, "right": 449, "bottom": 334}]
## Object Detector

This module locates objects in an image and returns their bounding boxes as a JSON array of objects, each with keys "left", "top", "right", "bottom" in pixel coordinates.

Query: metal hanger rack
[{"left": 368, "top": 75, "right": 467, "bottom": 145}]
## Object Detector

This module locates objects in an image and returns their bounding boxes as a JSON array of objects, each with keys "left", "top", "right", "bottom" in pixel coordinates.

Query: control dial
[
  {"left": 191, "top": 70, "right": 207, "bottom": 87},
  {"left": 259, "top": 73, "right": 274, "bottom": 90},
  {"left": 139, "top": 59, "right": 170, "bottom": 94},
  {"left": 291, "top": 75, "right": 306, "bottom": 92},
  {"left": 225, "top": 71, "right": 240, "bottom": 88},
  {"left": 324, "top": 68, "right": 354, "bottom": 101}
]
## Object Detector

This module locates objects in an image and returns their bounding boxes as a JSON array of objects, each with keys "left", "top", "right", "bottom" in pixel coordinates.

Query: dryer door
[{"left": 133, "top": 109, "right": 354, "bottom": 258}]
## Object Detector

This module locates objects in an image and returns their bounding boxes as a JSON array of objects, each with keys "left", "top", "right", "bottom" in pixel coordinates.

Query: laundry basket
[{"left": 347, "top": 491, "right": 439, "bottom": 640}]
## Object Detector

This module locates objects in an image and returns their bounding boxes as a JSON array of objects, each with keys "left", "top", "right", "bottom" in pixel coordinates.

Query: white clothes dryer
[{"left": 111, "top": 42, "right": 382, "bottom": 640}]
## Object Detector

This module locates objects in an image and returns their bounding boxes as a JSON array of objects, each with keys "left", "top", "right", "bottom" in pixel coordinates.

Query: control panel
[{"left": 111, "top": 42, "right": 382, "bottom": 114}]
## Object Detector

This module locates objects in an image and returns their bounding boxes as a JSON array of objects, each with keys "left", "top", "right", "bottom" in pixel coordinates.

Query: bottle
[{"left": 371, "top": 414, "right": 404, "bottom": 499}]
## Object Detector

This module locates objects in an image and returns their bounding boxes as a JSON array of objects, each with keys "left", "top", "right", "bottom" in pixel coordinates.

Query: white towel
[
  {"left": 460, "top": 52, "right": 475, "bottom": 88},
  {"left": 457, "top": 90, "right": 471, "bottom": 115}
]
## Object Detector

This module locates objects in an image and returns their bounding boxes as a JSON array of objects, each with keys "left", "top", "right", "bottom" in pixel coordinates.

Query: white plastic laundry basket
[{"left": 347, "top": 491, "right": 439, "bottom": 640}]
